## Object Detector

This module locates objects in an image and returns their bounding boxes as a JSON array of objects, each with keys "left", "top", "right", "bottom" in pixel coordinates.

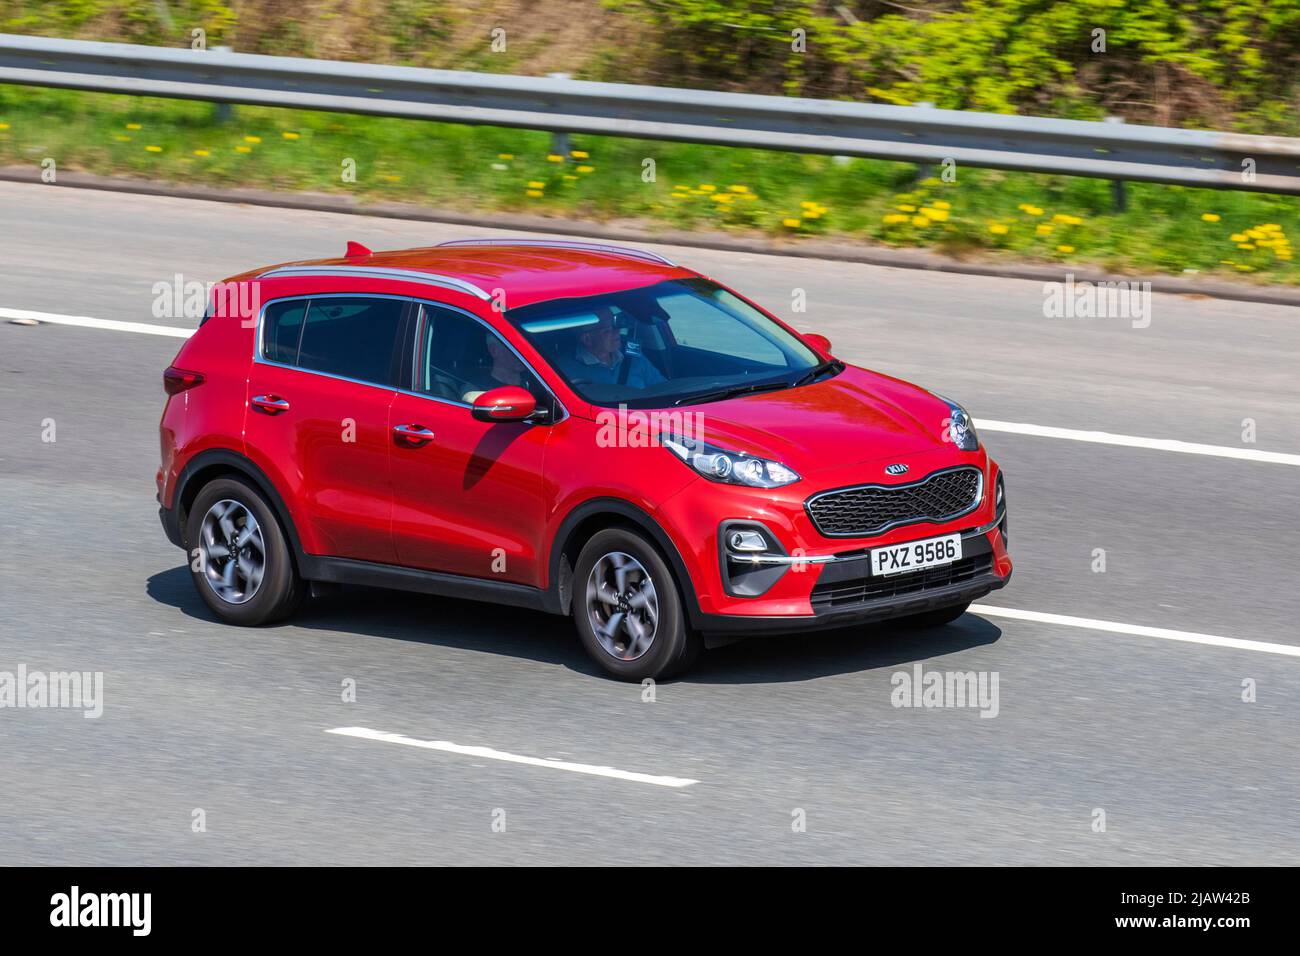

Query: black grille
[
  {"left": 807, "top": 467, "right": 981, "bottom": 537},
  {"left": 811, "top": 553, "right": 993, "bottom": 611}
]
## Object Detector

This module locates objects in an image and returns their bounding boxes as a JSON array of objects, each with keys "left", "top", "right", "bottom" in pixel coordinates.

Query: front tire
[
  {"left": 185, "top": 477, "right": 303, "bottom": 626},
  {"left": 572, "top": 528, "right": 700, "bottom": 681}
]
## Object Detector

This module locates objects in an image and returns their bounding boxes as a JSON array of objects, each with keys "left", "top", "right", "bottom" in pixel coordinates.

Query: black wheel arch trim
[
  {"left": 545, "top": 497, "right": 704, "bottom": 625},
  {"left": 166, "top": 448, "right": 307, "bottom": 560}
]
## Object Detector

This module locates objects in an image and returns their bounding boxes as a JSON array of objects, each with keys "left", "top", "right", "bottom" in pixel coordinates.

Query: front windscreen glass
[{"left": 506, "top": 278, "right": 825, "bottom": 409}]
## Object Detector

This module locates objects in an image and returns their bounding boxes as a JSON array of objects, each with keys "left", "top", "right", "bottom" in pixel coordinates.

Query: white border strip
[
  {"left": 2, "top": 307, "right": 193, "bottom": 338},
  {"left": 326, "top": 726, "right": 701, "bottom": 788},
  {"left": 972, "top": 604, "right": 1300, "bottom": 658},
  {"left": 975, "top": 418, "right": 1300, "bottom": 467}
]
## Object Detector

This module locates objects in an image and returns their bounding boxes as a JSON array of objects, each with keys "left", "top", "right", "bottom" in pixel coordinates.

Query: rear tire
[
  {"left": 185, "top": 477, "right": 303, "bottom": 626},
  {"left": 572, "top": 528, "right": 700, "bottom": 681},
  {"left": 897, "top": 600, "right": 970, "bottom": 629}
]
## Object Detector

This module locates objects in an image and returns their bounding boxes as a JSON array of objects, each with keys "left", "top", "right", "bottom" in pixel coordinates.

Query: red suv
[{"left": 158, "top": 239, "right": 1011, "bottom": 679}]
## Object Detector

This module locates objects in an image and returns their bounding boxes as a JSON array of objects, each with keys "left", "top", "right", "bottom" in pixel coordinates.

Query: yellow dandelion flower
[
  {"left": 782, "top": 218, "right": 801, "bottom": 228},
  {"left": 1230, "top": 233, "right": 1247, "bottom": 242},
  {"left": 576, "top": 165, "right": 594, "bottom": 173},
  {"left": 1237, "top": 243, "right": 1255, "bottom": 250},
  {"left": 527, "top": 181, "right": 545, "bottom": 189},
  {"left": 126, "top": 123, "right": 142, "bottom": 130},
  {"left": 920, "top": 207, "right": 948, "bottom": 222},
  {"left": 546, "top": 154, "right": 564, "bottom": 162},
  {"left": 1201, "top": 213, "right": 1220, "bottom": 222},
  {"left": 932, "top": 200, "right": 951, "bottom": 210},
  {"left": 570, "top": 150, "right": 589, "bottom": 159},
  {"left": 882, "top": 214, "right": 909, "bottom": 224},
  {"left": 193, "top": 149, "right": 210, "bottom": 157},
  {"left": 282, "top": 132, "right": 300, "bottom": 140},
  {"left": 1236, "top": 264, "right": 1254, "bottom": 271},
  {"left": 244, "top": 135, "right": 261, "bottom": 143},
  {"left": 712, "top": 193, "right": 734, "bottom": 203},
  {"left": 498, "top": 153, "right": 514, "bottom": 160},
  {"left": 911, "top": 215, "right": 930, "bottom": 227},
  {"left": 1056, "top": 245, "right": 1075, "bottom": 253},
  {"left": 235, "top": 145, "right": 251, "bottom": 153},
  {"left": 988, "top": 223, "right": 1009, "bottom": 235},
  {"left": 0, "top": 123, "right": 10, "bottom": 130},
  {"left": 896, "top": 204, "right": 916, "bottom": 212},
  {"left": 730, "top": 185, "right": 750, "bottom": 193},
  {"left": 699, "top": 184, "right": 717, "bottom": 192},
  {"left": 526, "top": 189, "right": 543, "bottom": 198},
  {"left": 145, "top": 145, "right": 162, "bottom": 153},
  {"left": 1036, "top": 224, "right": 1053, "bottom": 236}
]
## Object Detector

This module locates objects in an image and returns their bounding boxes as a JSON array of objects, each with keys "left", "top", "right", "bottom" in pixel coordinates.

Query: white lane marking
[
  {"left": 325, "top": 726, "right": 700, "bottom": 788},
  {"left": 1, "top": 307, "right": 193, "bottom": 338},
  {"left": 972, "top": 604, "right": 1300, "bottom": 658},
  {"left": 975, "top": 418, "right": 1300, "bottom": 467},
  {"left": 7, "top": 305, "right": 1299, "bottom": 467}
]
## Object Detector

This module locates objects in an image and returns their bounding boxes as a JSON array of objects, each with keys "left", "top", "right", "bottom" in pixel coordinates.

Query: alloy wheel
[
  {"left": 199, "top": 499, "right": 267, "bottom": 605},
  {"left": 585, "top": 551, "right": 659, "bottom": 661}
]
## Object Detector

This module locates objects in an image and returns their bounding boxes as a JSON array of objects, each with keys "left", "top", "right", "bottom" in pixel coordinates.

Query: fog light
[{"left": 728, "top": 529, "right": 768, "bottom": 552}]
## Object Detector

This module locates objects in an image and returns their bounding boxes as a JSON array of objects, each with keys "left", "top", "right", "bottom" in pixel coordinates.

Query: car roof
[{"left": 225, "top": 241, "right": 696, "bottom": 310}]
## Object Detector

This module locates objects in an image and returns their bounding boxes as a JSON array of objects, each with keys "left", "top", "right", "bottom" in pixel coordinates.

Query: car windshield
[{"left": 506, "top": 278, "right": 828, "bottom": 409}]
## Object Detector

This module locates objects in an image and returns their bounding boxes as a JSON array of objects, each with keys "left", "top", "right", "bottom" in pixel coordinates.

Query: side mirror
[
  {"left": 471, "top": 385, "right": 537, "bottom": 423},
  {"left": 802, "top": 332, "right": 832, "bottom": 354}
]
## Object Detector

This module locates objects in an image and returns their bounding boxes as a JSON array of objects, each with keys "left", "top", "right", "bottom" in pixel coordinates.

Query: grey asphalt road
[{"left": 1, "top": 181, "right": 1297, "bottom": 865}]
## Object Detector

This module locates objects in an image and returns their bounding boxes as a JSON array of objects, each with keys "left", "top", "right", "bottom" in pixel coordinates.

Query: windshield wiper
[
  {"left": 789, "top": 360, "right": 842, "bottom": 389},
  {"left": 674, "top": 378, "right": 790, "bottom": 407}
]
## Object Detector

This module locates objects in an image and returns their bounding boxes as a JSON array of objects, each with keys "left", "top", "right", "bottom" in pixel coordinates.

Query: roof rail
[
  {"left": 436, "top": 238, "right": 676, "bottom": 267},
  {"left": 256, "top": 265, "right": 491, "bottom": 301}
]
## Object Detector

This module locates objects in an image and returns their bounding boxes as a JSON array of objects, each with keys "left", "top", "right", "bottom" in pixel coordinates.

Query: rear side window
[
  {"left": 263, "top": 297, "right": 406, "bottom": 386},
  {"left": 263, "top": 300, "right": 308, "bottom": 365}
]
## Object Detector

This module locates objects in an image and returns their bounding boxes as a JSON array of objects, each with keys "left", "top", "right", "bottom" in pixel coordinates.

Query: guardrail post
[
  {"left": 1105, "top": 116, "right": 1127, "bottom": 212},
  {"left": 211, "top": 46, "right": 233, "bottom": 123},
  {"left": 548, "top": 73, "right": 571, "bottom": 159}
]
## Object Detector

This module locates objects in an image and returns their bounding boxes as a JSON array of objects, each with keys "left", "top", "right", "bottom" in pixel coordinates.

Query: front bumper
[{"left": 696, "top": 523, "right": 1010, "bottom": 634}]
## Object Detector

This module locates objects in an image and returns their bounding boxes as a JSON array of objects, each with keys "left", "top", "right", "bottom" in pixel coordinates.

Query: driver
[{"left": 561, "top": 308, "right": 664, "bottom": 389}]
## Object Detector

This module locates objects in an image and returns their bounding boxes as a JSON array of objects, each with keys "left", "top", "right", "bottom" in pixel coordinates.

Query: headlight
[
  {"left": 660, "top": 434, "right": 800, "bottom": 488},
  {"left": 938, "top": 395, "right": 980, "bottom": 452}
]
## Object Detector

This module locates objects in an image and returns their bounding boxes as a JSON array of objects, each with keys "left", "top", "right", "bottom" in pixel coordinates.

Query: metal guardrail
[{"left": 2, "top": 32, "right": 1299, "bottom": 194}]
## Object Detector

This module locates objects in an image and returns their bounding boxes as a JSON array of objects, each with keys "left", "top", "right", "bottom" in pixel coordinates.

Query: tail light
[{"left": 163, "top": 366, "right": 205, "bottom": 395}]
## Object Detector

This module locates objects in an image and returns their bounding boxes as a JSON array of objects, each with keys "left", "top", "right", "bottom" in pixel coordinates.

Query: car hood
[{"left": 678, "top": 366, "right": 956, "bottom": 479}]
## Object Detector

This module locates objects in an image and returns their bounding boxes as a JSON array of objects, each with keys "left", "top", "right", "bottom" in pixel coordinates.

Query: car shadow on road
[{"left": 146, "top": 565, "right": 1003, "bottom": 684}]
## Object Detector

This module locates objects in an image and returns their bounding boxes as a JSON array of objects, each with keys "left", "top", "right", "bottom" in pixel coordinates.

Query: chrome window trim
[
  {"left": 252, "top": 292, "right": 568, "bottom": 424},
  {"left": 805, "top": 465, "right": 985, "bottom": 539},
  {"left": 256, "top": 266, "right": 491, "bottom": 301},
  {"left": 436, "top": 237, "right": 676, "bottom": 267}
]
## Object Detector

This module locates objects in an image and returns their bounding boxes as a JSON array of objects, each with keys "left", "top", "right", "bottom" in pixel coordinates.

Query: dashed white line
[
  {"left": 2, "top": 306, "right": 193, "bottom": 338},
  {"left": 972, "top": 604, "right": 1300, "bottom": 658},
  {"left": 7, "top": 304, "right": 1298, "bottom": 467},
  {"left": 975, "top": 418, "right": 1300, "bottom": 467},
  {"left": 325, "top": 726, "right": 701, "bottom": 788}
]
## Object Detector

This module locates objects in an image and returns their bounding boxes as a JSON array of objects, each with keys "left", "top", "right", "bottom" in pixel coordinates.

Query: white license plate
[{"left": 870, "top": 533, "right": 962, "bottom": 577}]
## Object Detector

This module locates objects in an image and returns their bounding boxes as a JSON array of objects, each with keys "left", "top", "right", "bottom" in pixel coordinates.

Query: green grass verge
[{"left": 1, "top": 86, "right": 1295, "bottom": 283}]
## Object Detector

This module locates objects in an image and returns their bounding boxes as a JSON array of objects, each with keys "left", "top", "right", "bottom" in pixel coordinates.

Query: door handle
[
  {"left": 393, "top": 423, "right": 435, "bottom": 446},
  {"left": 251, "top": 394, "right": 290, "bottom": 414}
]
